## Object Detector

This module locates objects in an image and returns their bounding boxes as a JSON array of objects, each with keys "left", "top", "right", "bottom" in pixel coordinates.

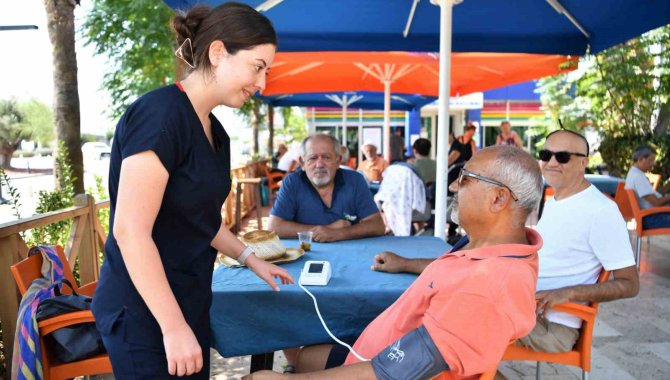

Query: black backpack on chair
[{"left": 35, "top": 279, "right": 106, "bottom": 363}]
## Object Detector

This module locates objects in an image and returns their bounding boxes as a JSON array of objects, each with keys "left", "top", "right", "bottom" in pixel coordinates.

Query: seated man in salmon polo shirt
[{"left": 245, "top": 145, "right": 544, "bottom": 380}]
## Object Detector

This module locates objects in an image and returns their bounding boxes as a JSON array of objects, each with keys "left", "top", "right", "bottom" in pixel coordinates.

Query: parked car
[{"left": 81, "top": 142, "right": 111, "bottom": 160}]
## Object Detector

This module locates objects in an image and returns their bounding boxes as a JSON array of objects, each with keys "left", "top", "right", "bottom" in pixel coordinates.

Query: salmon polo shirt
[{"left": 345, "top": 228, "right": 541, "bottom": 379}]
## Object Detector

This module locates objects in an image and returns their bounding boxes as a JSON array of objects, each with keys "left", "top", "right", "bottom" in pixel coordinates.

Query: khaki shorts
[{"left": 517, "top": 316, "right": 580, "bottom": 353}]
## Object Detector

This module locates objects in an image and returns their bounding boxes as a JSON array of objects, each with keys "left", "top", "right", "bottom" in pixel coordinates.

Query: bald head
[{"left": 546, "top": 130, "right": 589, "bottom": 156}]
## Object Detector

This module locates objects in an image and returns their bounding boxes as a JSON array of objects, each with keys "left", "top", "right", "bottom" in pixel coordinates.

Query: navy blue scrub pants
[{"left": 102, "top": 311, "right": 210, "bottom": 379}]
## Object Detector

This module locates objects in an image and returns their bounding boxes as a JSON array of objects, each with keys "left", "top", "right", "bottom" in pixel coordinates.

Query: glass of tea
[{"left": 298, "top": 231, "right": 313, "bottom": 251}]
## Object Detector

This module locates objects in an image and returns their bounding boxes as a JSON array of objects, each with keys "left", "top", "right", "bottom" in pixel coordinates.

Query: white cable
[{"left": 298, "top": 282, "right": 370, "bottom": 362}]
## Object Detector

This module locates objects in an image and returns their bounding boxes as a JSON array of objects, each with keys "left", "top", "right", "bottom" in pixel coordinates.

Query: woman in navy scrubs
[{"left": 92, "top": 3, "right": 294, "bottom": 378}]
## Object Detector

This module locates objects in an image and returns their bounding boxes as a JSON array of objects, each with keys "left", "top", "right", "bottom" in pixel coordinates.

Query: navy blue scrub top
[{"left": 92, "top": 84, "right": 231, "bottom": 346}]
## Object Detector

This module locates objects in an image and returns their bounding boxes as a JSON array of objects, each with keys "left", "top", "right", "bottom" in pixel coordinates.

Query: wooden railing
[{"left": 0, "top": 160, "right": 267, "bottom": 374}]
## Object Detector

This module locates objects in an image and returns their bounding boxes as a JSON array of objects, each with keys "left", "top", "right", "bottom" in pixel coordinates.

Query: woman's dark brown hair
[{"left": 172, "top": 2, "right": 277, "bottom": 73}]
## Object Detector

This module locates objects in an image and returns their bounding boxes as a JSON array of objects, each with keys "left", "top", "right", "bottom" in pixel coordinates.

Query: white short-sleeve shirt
[
  {"left": 625, "top": 166, "right": 660, "bottom": 209},
  {"left": 536, "top": 185, "right": 636, "bottom": 328}
]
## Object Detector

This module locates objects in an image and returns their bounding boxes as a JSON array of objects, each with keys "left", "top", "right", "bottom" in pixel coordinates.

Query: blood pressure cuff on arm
[{"left": 371, "top": 325, "right": 449, "bottom": 380}]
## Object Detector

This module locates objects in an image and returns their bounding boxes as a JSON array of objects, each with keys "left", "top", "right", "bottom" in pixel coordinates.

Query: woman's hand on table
[
  {"left": 371, "top": 251, "right": 408, "bottom": 273},
  {"left": 162, "top": 322, "right": 203, "bottom": 376},
  {"left": 246, "top": 254, "right": 295, "bottom": 291}
]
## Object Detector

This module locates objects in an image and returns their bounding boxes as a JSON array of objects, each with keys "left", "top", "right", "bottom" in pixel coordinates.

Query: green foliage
[
  {"left": 82, "top": 0, "right": 175, "bottom": 118},
  {"left": 17, "top": 98, "right": 54, "bottom": 147},
  {"left": 81, "top": 133, "right": 105, "bottom": 144},
  {"left": 537, "top": 25, "right": 670, "bottom": 177},
  {"left": 0, "top": 99, "right": 31, "bottom": 150},
  {"left": 276, "top": 106, "right": 308, "bottom": 143},
  {"left": 29, "top": 142, "right": 76, "bottom": 247},
  {"left": 87, "top": 175, "right": 110, "bottom": 236},
  {"left": 0, "top": 168, "right": 22, "bottom": 222}
]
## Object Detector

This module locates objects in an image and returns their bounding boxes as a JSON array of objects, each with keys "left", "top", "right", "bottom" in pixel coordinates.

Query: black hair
[
  {"left": 172, "top": 2, "right": 277, "bottom": 73},
  {"left": 412, "top": 138, "right": 431, "bottom": 156}
]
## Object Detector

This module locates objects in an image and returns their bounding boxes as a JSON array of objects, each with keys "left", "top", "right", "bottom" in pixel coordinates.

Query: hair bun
[{"left": 172, "top": 5, "right": 210, "bottom": 43}]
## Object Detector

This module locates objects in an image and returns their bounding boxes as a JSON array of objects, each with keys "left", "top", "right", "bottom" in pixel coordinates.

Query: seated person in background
[
  {"left": 358, "top": 144, "right": 389, "bottom": 182},
  {"left": 268, "top": 134, "right": 385, "bottom": 242},
  {"left": 272, "top": 143, "right": 288, "bottom": 169},
  {"left": 375, "top": 130, "right": 639, "bottom": 355},
  {"left": 338, "top": 146, "right": 354, "bottom": 171},
  {"left": 247, "top": 145, "right": 543, "bottom": 380},
  {"left": 277, "top": 143, "right": 301, "bottom": 173},
  {"left": 625, "top": 144, "right": 670, "bottom": 228},
  {"left": 412, "top": 138, "right": 436, "bottom": 185},
  {"left": 447, "top": 123, "right": 477, "bottom": 243}
]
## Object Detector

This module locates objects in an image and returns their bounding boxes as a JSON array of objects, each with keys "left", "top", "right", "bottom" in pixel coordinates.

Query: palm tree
[
  {"left": 0, "top": 100, "right": 31, "bottom": 169},
  {"left": 44, "top": 0, "right": 84, "bottom": 193}
]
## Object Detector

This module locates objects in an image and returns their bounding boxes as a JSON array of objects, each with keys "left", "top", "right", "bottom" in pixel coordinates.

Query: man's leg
[
  {"left": 518, "top": 316, "right": 580, "bottom": 353},
  {"left": 295, "top": 344, "right": 336, "bottom": 373}
]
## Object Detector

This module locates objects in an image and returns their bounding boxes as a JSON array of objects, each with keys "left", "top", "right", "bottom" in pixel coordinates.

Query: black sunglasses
[
  {"left": 538, "top": 149, "right": 587, "bottom": 164},
  {"left": 458, "top": 168, "right": 518, "bottom": 201}
]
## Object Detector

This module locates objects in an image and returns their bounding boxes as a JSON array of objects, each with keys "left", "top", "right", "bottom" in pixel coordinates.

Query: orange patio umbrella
[
  {"left": 264, "top": 51, "right": 577, "bottom": 160},
  {"left": 266, "top": 51, "right": 575, "bottom": 97}
]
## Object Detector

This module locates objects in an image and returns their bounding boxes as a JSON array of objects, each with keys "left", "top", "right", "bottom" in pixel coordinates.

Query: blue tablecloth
[{"left": 210, "top": 236, "right": 450, "bottom": 357}]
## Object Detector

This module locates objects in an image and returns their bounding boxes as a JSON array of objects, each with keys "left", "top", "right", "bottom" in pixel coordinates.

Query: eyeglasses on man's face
[
  {"left": 538, "top": 149, "right": 587, "bottom": 164},
  {"left": 457, "top": 168, "right": 518, "bottom": 201}
]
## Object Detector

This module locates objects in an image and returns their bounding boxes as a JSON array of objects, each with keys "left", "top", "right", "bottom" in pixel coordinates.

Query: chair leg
[
  {"left": 535, "top": 361, "right": 542, "bottom": 380},
  {"left": 636, "top": 236, "right": 642, "bottom": 269},
  {"left": 582, "top": 370, "right": 589, "bottom": 380}
]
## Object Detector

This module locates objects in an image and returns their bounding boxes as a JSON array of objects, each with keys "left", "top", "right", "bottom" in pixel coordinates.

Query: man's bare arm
[
  {"left": 312, "top": 212, "right": 385, "bottom": 242},
  {"left": 642, "top": 193, "right": 670, "bottom": 207},
  {"left": 267, "top": 215, "right": 316, "bottom": 238},
  {"left": 371, "top": 251, "right": 433, "bottom": 274},
  {"left": 536, "top": 265, "right": 639, "bottom": 315}
]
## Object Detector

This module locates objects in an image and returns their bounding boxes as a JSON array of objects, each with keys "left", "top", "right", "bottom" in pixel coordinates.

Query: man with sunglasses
[
  {"left": 247, "top": 146, "right": 544, "bottom": 380},
  {"left": 371, "top": 130, "right": 638, "bottom": 357}
]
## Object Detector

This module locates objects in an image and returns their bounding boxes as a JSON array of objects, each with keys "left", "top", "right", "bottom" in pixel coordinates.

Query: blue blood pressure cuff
[{"left": 371, "top": 325, "right": 449, "bottom": 380}]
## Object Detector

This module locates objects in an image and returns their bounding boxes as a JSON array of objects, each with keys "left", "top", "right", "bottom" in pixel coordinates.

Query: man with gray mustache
[{"left": 268, "top": 134, "right": 386, "bottom": 243}]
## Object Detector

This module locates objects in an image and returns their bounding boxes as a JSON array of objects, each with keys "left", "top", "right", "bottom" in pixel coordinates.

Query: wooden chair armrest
[
  {"left": 37, "top": 310, "right": 96, "bottom": 335},
  {"left": 551, "top": 302, "right": 597, "bottom": 322},
  {"left": 639, "top": 206, "right": 670, "bottom": 217},
  {"left": 78, "top": 281, "right": 98, "bottom": 297},
  {"left": 238, "top": 178, "right": 262, "bottom": 185}
]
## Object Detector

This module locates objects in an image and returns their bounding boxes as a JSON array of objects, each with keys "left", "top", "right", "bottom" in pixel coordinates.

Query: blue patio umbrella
[
  {"left": 257, "top": 91, "right": 436, "bottom": 111},
  {"left": 164, "top": 0, "right": 670, "bottom": 240},
  {"left": 164, "top": 0, "right": 670, "bottom": 55}
]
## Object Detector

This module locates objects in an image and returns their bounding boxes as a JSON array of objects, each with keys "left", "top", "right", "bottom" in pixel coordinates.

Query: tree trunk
[
  {"left": 44, "top": 0, "right": 84, "bottom": 194},
  {"left": 267, "top": 106, "right": 274, "bottom": 157},
  {"left": 252, "top": 101, "right": 262, "bottom": 155},
  {"left": 654, "top": 101, "right": 669, "bottom": 137},
  {"left": 0, "top": 152, "right": 12, "bottom": 169}
]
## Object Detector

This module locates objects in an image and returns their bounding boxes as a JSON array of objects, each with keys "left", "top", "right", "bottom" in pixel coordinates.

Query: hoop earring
[{"left": 174, "top": 38, "right": 196, "bottom": 69}]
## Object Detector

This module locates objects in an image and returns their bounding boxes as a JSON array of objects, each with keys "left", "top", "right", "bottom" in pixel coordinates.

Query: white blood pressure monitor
[{"left": 299, "top": 260, "right": 331, "bottom": 286}]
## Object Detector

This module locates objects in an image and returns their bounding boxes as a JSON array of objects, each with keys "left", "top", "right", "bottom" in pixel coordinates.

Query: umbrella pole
[
  {"left": 342, "top": 96, "right": 348, "bottom": 148},
  {"left": 383, "top": 81, "right": 392, "bottom": 162},
  {"left": 433, "top": 0, "right": 456, "bottom": 241}
]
